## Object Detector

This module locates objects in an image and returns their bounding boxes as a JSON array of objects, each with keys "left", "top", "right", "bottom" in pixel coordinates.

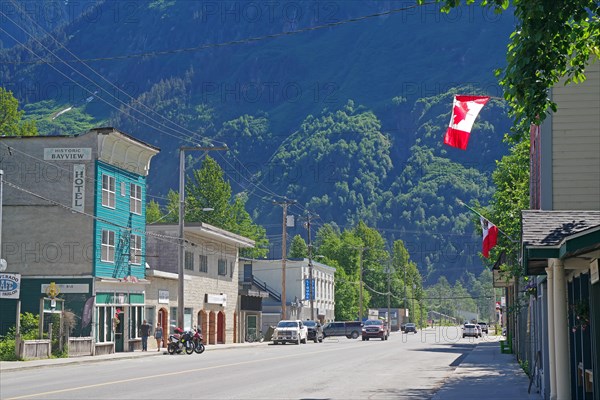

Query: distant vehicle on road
[
  {"left": 272, "top": 320, "right": 308, "bottom": 345},
  {"left": 403, "top": 323, "right": 417, "bottom": 334},
  {"left": 361, "top": 319, "right": 389, "bottom": 341},
  {"left": 304, "top": 320, "right": 324, "bottom": 343},
  {"left": 462, "top": 323, "right": 480, "bottom": 338},
  {"left": 322, "top": 321, "right": 362, "bottom": 339},
  {"left": 477, "top": 322, "right": 489, "bottom": 334}
]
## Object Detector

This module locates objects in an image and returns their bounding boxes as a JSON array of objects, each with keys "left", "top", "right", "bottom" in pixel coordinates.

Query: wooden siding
[
  {"left": 94, "top": 161, "right": 147, "bottom": 279},
  {"left": 552, "top": 60, "right": 600, "bottom": 210}
]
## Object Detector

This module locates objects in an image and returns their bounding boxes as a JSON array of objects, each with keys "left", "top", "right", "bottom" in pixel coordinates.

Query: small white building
[{"left": 246, "top": 258, "right": 336, "bottom": 331}]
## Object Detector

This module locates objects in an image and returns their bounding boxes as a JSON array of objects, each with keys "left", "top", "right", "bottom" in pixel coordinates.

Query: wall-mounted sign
[
  {"left": 158, "top": 290, "right": 169, "bottom": 304},
  {"left": 72, "top": 164, "right": 85, "bottom": 212},
  {"left": 591, "top": 259, "right": 599, "bottom": 285},
  {"left": 0, "top": 273, "right": 21, "bottom": 299},
  {"left": 41, "top": 283, "right": 89, "bottom": 294},
  {"left": 44, "top": 148, "right": 92, "bottom": 161},
  {"left": 206, "top": 293, "right": 227, "bottom": 307}
]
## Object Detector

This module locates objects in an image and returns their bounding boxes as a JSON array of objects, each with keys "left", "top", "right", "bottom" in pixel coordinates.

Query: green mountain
[{"left": 0, "top": 1, "right": 516, "bottom": 283}]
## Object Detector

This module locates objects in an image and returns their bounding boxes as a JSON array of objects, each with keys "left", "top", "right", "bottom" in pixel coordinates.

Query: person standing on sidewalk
[
  {"left": 154, "top": 323, "right": 163, "bottom": 352},
  {"left": 140, "top": 320, "right": 151, "bottom": 351}
]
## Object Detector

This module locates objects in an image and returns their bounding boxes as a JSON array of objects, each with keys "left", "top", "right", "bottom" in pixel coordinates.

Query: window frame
[
  {"left": 129, "top": 183, "right": 142, "bottom": 215},
  {"left": 130, "top": 234, "right": 142, "bottom": 265},
  {"left": 218, "top": 258, "right": 227, "bottom": 276},
  {"left": 101, "top": 174, "right": 116, "bottom": 209},
  {"left": 184, "top": 251, "right": 194, "bottom": 271},
  {"left": 199, "top": 254, "right": 208, "bottom": 273},
  {"left": 101, "top": 229, "right": 115, "bottom": 263}
]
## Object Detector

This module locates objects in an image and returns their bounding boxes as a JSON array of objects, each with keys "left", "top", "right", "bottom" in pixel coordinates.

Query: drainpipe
[
  {"left": 546, "top": 266, "right": 557, "bottom": 400},
  {"left": 552, "top": 258, "right": 571, "bottom": 400}
]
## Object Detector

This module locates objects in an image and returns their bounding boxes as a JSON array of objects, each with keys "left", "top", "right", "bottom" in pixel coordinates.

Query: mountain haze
[{"left": 0, "top": 0, "right": 516, "bottom": 283}]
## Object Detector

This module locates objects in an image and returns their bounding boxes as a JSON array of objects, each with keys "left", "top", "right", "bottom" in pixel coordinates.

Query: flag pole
[{"left": 457, "top": 199, "right": 518, "bottom": 243}]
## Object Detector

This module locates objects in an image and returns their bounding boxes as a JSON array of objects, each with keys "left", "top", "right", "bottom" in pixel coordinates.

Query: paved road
[{"left": 1, "top": 327, "right": 495, "bottom": 400}]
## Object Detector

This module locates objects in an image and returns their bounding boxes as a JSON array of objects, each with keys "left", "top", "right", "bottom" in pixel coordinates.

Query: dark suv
[
  {"left": 404, "top": 323, "right": 417, "bottom": 334},
  {"left": 361, "top": 319, "right": 389, "bottom": 341},
  {"left": 322, "top": 321, "right": 362, "bottom": 339},
  {"left": 304, "top": 320, "right": 324, "bottom": 343}
]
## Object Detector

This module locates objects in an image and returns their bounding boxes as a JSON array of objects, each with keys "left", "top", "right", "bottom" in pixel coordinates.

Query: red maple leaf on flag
[{"left": 452, "top": 101, "right": 470, "bottom": 125}]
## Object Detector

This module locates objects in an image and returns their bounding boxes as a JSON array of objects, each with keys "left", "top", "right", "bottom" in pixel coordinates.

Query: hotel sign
[
  {"left": 72, "top": 164, "right": 85, "bottom": 212},
  {"left": 44, "top": 148, "right": 92, "bottom": 161},
  {"left": 206, "top": 293, "right": 227, "bottom": 307},
  {"left": 158, "top": 290, "right": 169, "bottom": 304}
]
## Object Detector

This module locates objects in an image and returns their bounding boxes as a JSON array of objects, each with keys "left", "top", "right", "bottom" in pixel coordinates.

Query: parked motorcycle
[
  {"left": 192, "top": 327, "right": 205, "bottom": 354},
  {"left": 167, "top": 327, "right": 194, "bottom": 355}
]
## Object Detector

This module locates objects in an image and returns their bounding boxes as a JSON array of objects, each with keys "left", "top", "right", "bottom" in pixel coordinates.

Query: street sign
[{"left": 304, "top": 278, "right": 315, "bottom": 300}]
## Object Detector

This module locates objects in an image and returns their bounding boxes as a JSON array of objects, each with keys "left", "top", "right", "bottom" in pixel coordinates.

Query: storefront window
[{"left": 129, "top": 306, "right": 143, "bottom": 339}]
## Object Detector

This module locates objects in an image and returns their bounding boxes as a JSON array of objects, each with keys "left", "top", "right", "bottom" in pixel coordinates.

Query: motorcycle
[
  {"left": 167, "top": 327, "right": 194, "bottom": 355},
  {"left": 192, "top": 327, "right": 205, "bottom": 354}
]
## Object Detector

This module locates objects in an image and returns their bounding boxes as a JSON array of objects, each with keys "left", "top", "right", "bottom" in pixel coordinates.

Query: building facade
[
  {"left": 145, "top": 223, "right": 254, "bottom": 346},
  {"left": 523, "top": 58, "right": 600, "bottom": 400},
  {"left": 0, "top": 127, "right": 159, "bottom": 355},
  {"left": 247, "top": 258, "right": 336, "bottom": 332}
]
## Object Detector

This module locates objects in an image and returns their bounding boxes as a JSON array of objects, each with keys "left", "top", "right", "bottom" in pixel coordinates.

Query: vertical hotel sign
[{"left": 72, "top": 165, "right": 85, "bottom": 212}]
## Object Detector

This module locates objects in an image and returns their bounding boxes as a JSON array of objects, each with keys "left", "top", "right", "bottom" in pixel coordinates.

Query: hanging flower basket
[
  {"left": 112, "top": 317, "right": 120, "bottom": 329},
  {"left": 523, "top": 281, "right": 537, "bottom": 297},
  {"left": 570, "top": 301, "right": 589, "bottom": 332}
]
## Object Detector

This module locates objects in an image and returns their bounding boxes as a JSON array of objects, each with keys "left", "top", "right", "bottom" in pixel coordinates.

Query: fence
[
  {"left": 18, "top": 339, "right": 51, "bottom": 360},
  {"left": 68, "top": 337, "right": 94, "bottom": 357}
]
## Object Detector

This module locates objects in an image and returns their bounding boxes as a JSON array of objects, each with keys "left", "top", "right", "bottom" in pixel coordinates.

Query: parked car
[
  {"left": 322, "top": 321, "right": 362, "bottom": 339},
  {"left": 361, "top": 319, "right": 389, "bottom": 341},
  {"left": 400, "top": 323, "right": 406, "bottom": 332},
  {"left": 462, "top": 323, "right": 480, "bottom": 338},
  {"left": 403, "top": 323, "right": 417, "bottom": 334},
  {"left": 477, "top": 322, "right": 489, "bottom": 334},
  {"left": 304, "top": 320, "right": 324, "bottom": 343},
  {"left": 272, "top": 320, "right": 308, "bottom": 345}
]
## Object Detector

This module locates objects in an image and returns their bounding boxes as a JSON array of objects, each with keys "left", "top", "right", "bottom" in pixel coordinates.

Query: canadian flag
[
  {"left": 481, "top": 217, "right": 498, "bottom": 258},
  {"left": 444, "top": 95, "right": 490, "bottom": 150}
]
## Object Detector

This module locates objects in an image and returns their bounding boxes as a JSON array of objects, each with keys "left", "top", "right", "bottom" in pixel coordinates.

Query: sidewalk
[
  {"left": 0, "top": 341, "right": 265, "bottom": 372},
  {"left": 431, "top": 340, "right": 542, "bottom": 400}
]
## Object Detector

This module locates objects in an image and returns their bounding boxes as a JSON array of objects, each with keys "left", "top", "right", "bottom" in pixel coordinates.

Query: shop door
[{"left": 115, "top": 312, "right": 125, "bottom": 352}]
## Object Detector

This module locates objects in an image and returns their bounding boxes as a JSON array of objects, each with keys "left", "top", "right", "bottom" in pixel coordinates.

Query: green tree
[
  {"left": 0, "top": 87, "right": 37, "bottom": 136},
  {"left": 289, "top": 235, "right": 308, "bottom": 258},
  {"left": 428, "top": 0, "right": 600, "bottom": 136},
  {"left": 146, "top": 200, "right": 163, "bottom": 224},
  {"left": 166, "top": 156, "right": 269, "bottom": 258}
]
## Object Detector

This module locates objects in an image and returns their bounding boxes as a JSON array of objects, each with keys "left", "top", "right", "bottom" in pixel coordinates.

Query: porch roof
[{"left": 521, "top": 210, "right": 600, "bottom": 275}]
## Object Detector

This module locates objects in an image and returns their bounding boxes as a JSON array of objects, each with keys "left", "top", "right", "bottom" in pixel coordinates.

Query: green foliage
[
  {"left": 289, "top": 235, "right": 308, "bottom": 258},
  {"left": 22, "top": 100, "right": 99, "bottom": 135},
  {"left": 0, "top": 87, "right": 37, "bottom": 136},
  {"left": 0, "top": 312, "right": 40, "bottom": 361},
  {"left": 164, "top": 156, "right": 269, "bottom": 258},
  {"left": 429, "top": 0, "right": 600, "bottom": 136},
  {"left": 478, "top": 139, "right": 530, "bottom": 278},
  {"left": 146, "top": 200, "right": 164, "bottom": 224}
]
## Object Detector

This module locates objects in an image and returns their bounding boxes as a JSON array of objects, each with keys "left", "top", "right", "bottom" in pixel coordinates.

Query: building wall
[
  {"left": 94, "top": 161, "right": 147, "bottom": 279},
  {"left": 145, "top": 226, "right": 242, "bottom": 344},
  {"left": 1, "top": 134, "right": 97, "bottom": 276},
  {"left": 551, "top": 59, "right": 600, "bottom": 210}
]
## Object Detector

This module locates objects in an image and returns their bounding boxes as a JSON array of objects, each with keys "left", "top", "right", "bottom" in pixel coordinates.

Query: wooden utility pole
[{"left": 274, "top": 199, "right": 295, "bottom": 320}]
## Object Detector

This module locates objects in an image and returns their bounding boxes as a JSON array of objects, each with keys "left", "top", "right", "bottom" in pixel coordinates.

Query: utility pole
[
  {"left": 274, "top": 199, "right": 295, "bottom": 320},
  {"left": 403, "top": 264, "right": 407, "bottom": 321},
  {"left": 178, "top": 145, "right": 227, "bottom": 330},
  {"left": 305, "top": 212, "right": 316, "bottom": 320},
  {"left": 358, "top": 247, "right": 364, "bottom": 322},
  {"left": 387, "top": 260, "right": 391, "bottom": 333}
]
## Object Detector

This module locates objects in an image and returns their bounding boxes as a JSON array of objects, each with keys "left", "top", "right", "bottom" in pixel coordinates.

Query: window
[
  {"left": 101, "top": 230, "right": 115, "bottom": 262},
  {"left": 185, "top": 251, "right": 194, "bottom": 271},
  {"left": 129, "top": 306, "right": 143, "bottom": 339},
  {"left": 218, "top": 258, "right": 227, "bottom": 276},
  {"left": 96, "top": 306, "right": 114, "bottom": 343},
  {"left": 102, "top": 174, "right": 115, "bottom": 208},
  {"left": 199, "top": 254, "right": 208, "bottom": 273},
  {"left": 130, "top": 183, "right": 142, "bottom": 214},
  {"left": 121, "top": 182, "right": 126, "bottom": 196},
  {"left": 130, "top": 234, "right": 142, "bottom": 265}
]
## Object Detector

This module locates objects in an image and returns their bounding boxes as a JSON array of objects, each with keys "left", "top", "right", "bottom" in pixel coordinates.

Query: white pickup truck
[{"left": 272, "top": 320, "right": 308, "bottom": 345}]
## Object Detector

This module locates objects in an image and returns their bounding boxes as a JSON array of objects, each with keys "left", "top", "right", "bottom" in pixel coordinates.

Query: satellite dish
[{"left": 0, "top": 259, "right": 7, "bottom": 272}]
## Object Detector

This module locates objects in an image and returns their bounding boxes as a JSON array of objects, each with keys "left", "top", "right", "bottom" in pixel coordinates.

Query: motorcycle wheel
[
  {"left": 194, "top": 343, "right": 206, "bottom": 354},
  {"left": 185, "top": 344, "right": 194, "bottom": 355},
  {"left": 167, "top": 343, "right": 176, "bottom": 355}
]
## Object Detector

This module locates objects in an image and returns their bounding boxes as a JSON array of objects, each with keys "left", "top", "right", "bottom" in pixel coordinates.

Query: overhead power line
[{"left": 1, "top": 2, "right": 436, "bottom": 65}]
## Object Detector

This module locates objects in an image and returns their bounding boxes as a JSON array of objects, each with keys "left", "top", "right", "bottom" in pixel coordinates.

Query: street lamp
[{"left": 177, "top": 146, "right": 226, "bottom": 330}]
